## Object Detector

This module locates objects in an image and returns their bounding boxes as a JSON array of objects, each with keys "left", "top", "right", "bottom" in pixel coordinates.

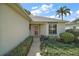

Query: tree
[
  {"left": 24, "top": 9, "right": 31, "bottom": 15},
  {"left": 73, "top": 18, "right": 79, "bottom": 22},
  {"left": 56, "top": 6, "right": 71, "bottom": 20}
]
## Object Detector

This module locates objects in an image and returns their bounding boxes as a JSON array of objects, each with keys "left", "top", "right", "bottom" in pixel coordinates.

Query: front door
[
  {"left": 31, "top": 25, "right": 39, "bottom": 37},
  {"left": 34, "top": 25, "right": 39, "bottom": 36}
]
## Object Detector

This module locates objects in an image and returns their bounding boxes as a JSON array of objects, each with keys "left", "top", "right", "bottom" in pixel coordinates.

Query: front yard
[
  {"left": 4, "top": 29, "right": 79, "bottom": 56},
  {"left": 40, "top": 36, "right": 79, "bottom": 56}
]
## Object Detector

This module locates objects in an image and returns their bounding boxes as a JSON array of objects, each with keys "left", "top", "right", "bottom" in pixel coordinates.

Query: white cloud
[
  {"left": 70, "top": 11, "right": 73, "bottom": 14},
  {"left": 40, "top": 4, "right": 53, "bottom": 12},
  {"left": 31, "top": 9, "right": 42, "bottom": 15},
  {"left": 76, "top": 10, "right": 79, "bottom": 15},
  {"left": 31, "top": 4, "right": 53, "bottom": 15},
  {"left": 32, "top": 6, "right": 38, "bottom": 9}
]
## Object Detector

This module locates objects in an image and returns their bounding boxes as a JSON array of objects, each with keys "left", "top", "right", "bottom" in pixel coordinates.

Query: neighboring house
[
  {"left": 65, "top": 20, "right": 79, "bottom": 30},
  {"left": 0, "top": 3, "right": 66, "bottom": 55}
]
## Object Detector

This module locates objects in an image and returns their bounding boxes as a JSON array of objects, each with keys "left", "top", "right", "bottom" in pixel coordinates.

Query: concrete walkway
[{"left": 27, "top": 37, "right": 41, "bottom": 56}]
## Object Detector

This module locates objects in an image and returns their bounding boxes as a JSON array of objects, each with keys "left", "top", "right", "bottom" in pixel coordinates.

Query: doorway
[{"left": 30, "top": 25, "right": 39, "bottom": 37}]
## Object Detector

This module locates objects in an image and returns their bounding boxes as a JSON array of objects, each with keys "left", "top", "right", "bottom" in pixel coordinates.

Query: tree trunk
[{"left": 61, "top": 13, "right": 63, "bottom": 20}]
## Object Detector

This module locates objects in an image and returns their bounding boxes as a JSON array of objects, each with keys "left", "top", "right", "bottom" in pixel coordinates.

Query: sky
[{"left": 20, "top": 3, "right": 79, "bottom": 21}]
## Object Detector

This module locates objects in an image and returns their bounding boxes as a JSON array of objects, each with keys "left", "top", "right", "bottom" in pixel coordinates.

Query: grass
[
  {"left": 40, "top": 36, "right": 79, "bottom": 56},
  {"left": 5, "top": 36, "right": 33, "bottom": 56}
]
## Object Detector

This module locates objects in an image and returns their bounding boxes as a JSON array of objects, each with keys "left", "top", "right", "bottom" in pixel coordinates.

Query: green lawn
[{"left": 40, "top": 36, "right": 79, "bottom": 56}]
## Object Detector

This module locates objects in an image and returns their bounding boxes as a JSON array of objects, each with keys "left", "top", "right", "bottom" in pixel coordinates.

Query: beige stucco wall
[
  {"left": 30, "top": 25, "right": 34, "bottom": 36},
  {"left": 45, "top": 23, "right": 49, "bottom": 36},
  {"left": 40, "top": 24, "right": 46, "bottom": 35},
  {"left": 0, "top": 4, "right": 30, "bottom": 55},
  {"left": 40, "top": 23, "right": 49, "bottom": 36},
  {"left": 57, "top": 23, "right": 65, "bottom": 36},
  {"left": 40, "top": 23, "right": 65, "bottom": 36}
]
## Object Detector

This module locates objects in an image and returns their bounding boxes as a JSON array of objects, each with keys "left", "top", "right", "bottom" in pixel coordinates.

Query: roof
[
  {"left": 66, "top": 19, "right": 79, "bottom": 25},
  {"left": 6, "top": 3, "right": 32, "bottom": 21},
  {"left": 73, "top": 18, "right": 79, "bottom": 22},
  {"left": 29, "top": 15, "right": 67, "bottom": 23}
]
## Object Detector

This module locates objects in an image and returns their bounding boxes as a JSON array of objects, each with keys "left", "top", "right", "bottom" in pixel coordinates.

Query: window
[
  {"left": 73, "top": 26, "right": 76, "bottom": 30},
  {"left": 49, "top": 23, "right": 57, "bottom": 34}
]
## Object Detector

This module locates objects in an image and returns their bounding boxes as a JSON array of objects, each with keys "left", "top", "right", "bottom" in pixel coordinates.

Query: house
[
  {"left": 0, "top": 3, "right": 31, "bottom": 55},
  {"left": 65, "top": 19, "right": 79, "bottom": 30},
  {"left": 0, "top": 3, "right": 66, "bottom": 55},
  {"left": 29, "top": 15, "right": 66, "bottom": 36}
]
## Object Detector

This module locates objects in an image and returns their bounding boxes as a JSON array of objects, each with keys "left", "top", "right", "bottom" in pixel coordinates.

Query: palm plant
[
  {"left": 56, "top": 6, "right": 71, "bottom": 20},
  {"left": 24, "top": 9, "right": 31, "bottom": 15}
]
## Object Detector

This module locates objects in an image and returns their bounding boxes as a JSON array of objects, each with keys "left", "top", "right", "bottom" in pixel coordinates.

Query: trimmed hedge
[
  {"left": 66, "top": 29, "right": 79, "bottom": 36},
  {"left": 66, "top": 29, "right": 79, "bottom": 42},
  {"left": 59, "top": 32, "right": 74, "bottom": 43},
  {"left": 5, "top": 36, "right": 33, "bottom": 56}
]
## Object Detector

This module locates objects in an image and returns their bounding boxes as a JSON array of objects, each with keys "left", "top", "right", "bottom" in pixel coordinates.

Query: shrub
[
  {"left": 40, "top": 35, "right": 45, "bottom": 41},
  {"left": 40, "top": 35, "right": 48, "bottom": 42},
  {"left": 66, "top": 29, "right": 79, "bottom": 42},
  {"left": 59, "top": 32, "right": 74, "bottom": 43},
  {"left": 5, "top": 36, "right": 33, "bottom": 56},
  {"left": 48, "top": 36, "right": 59, "bottom": 41},
  {"left": 66, "top": 29, "right": 79, "bottom": 36}
]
